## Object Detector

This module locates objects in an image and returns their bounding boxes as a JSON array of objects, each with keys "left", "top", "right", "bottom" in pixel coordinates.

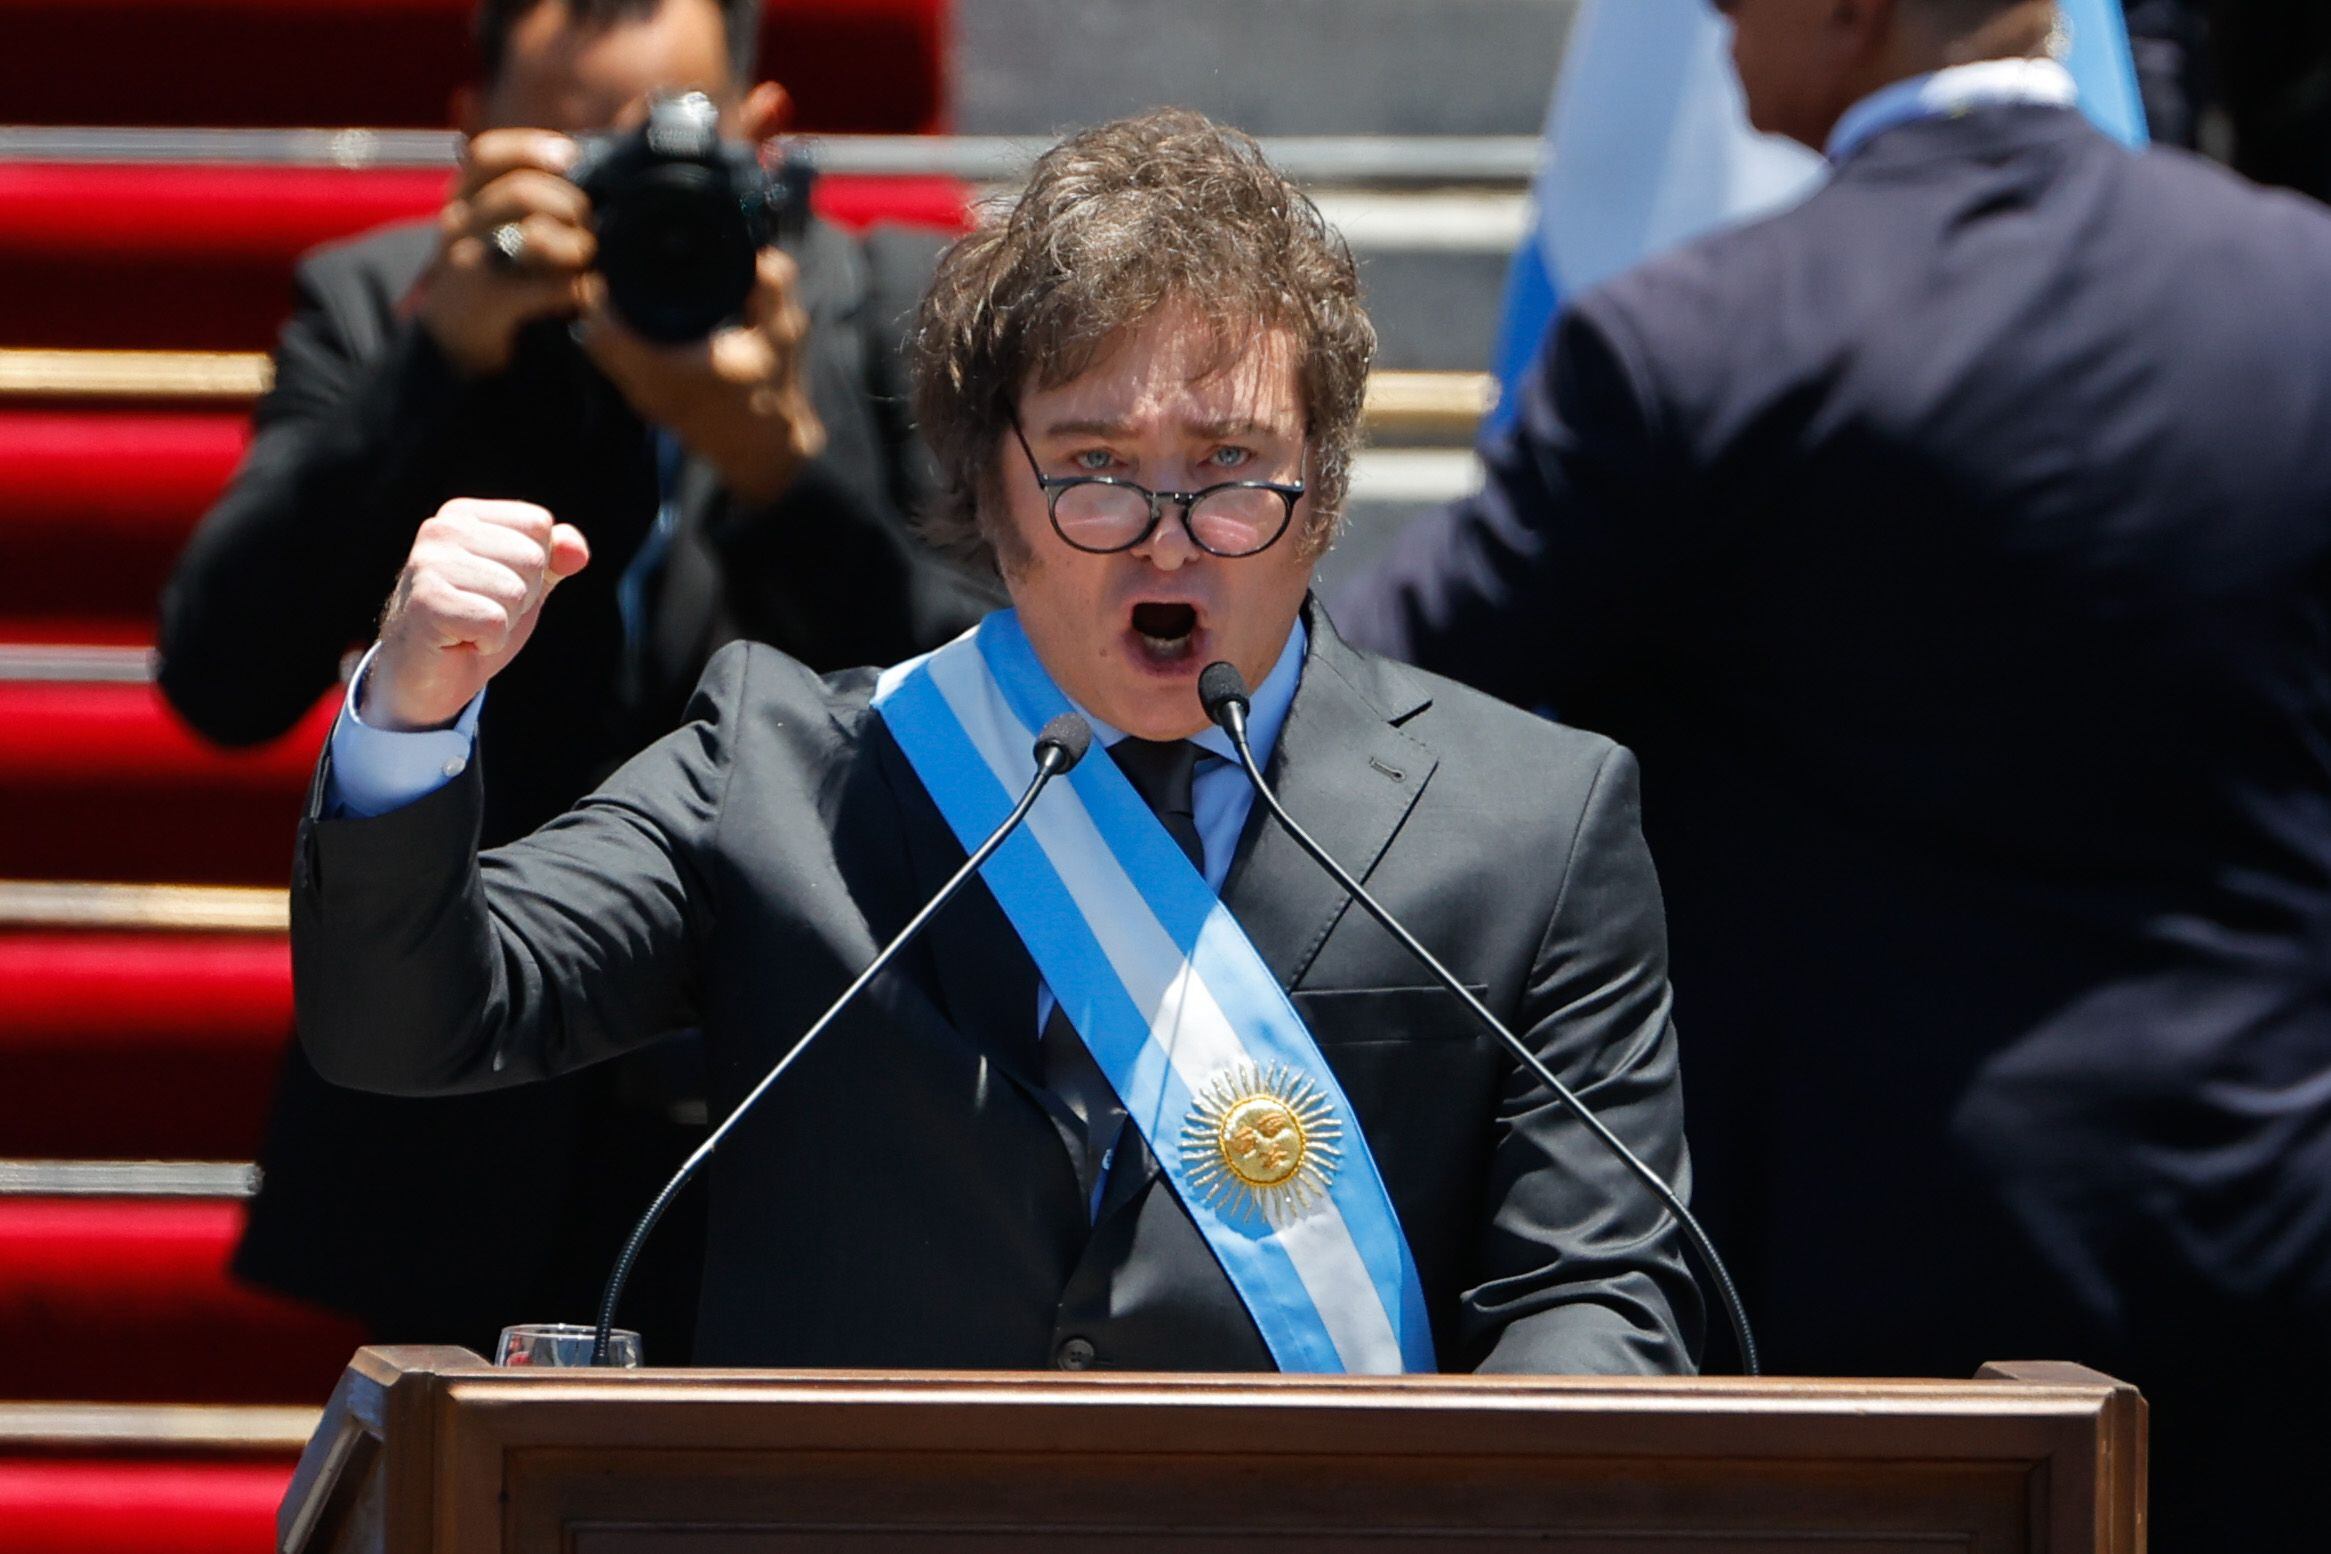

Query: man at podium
[{"left": 288, "top": 109, "right": 1703, "bottom": 1377}]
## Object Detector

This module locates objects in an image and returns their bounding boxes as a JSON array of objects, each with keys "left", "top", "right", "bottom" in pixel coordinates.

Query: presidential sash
[{"left": 872, "top": 612, "right": 1435, "bottom": 1374}]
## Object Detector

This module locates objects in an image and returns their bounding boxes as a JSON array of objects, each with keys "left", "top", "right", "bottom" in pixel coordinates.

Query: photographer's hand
[
  {"left": 367, "top": 499, "right": 591, "bottom": 731},
  {"left": 577, "top": 248, "right": 827, "bottom": 504},
  {"left": 418, "top": 130, "right": 595, "bottom": 379}
]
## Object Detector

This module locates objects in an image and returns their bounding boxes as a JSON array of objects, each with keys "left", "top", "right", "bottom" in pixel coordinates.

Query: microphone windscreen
[
  {"left": 1035, "top": 712, "right": 1093, "bottom": 771},
  {"left": 1198, "top": 661, "right": 1250, "bottom": 726}
]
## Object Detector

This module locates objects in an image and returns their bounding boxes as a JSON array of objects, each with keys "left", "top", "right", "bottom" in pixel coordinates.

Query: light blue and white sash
[{"left": 872, "top": 612, "right": 1435, "bottom": 1373}]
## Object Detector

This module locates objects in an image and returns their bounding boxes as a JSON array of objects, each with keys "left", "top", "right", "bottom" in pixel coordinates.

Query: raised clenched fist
[{"left": 365, "top": 499, "right": 591, "bottom": 731}]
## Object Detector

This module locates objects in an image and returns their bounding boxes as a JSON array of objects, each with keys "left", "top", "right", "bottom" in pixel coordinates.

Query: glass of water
[{"left": 494, "top": 1323, "right": 642, "bottom": 1368}]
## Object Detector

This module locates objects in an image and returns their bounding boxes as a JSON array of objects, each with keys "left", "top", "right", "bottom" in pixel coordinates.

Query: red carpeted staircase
[
  {"left": 0, "top": 3, "right": 962, "bottom": 1544},
  {"left": 0, "top": 0, "right": 948, "bottom": 135}
]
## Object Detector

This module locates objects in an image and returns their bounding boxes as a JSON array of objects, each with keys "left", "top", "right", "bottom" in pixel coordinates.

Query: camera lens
[{"left": 594, "top": 164, "right": 759, "bottom": 342}]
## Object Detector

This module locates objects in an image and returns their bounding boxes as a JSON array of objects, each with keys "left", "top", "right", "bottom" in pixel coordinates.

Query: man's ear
[{"left": 741, "top": 82, "right": 791, "bottom": 142}]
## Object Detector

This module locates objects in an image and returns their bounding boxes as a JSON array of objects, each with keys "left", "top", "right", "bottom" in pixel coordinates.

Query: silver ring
[{"left": 487, "top": 221, "right": 529, "bottom": 271}]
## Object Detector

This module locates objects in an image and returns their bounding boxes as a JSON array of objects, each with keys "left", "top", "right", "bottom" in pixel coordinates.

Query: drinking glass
[{"left": 494, "top": 1323, "right": 642, "bottom": 1367}]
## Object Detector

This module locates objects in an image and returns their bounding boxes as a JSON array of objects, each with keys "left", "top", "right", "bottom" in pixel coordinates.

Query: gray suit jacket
[{"left": 292, "top": 606, "right": 1703, "bottom": 1373}]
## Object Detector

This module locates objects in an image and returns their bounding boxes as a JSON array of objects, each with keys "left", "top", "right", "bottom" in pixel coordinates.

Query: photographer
[{"left": 157, "top": 0, "right": 989, "bottom": 1354}]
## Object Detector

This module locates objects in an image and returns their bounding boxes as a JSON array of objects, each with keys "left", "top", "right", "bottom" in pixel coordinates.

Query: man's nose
[{"left": 1133, "top": 504, "right": 1200, "bottom": 571}]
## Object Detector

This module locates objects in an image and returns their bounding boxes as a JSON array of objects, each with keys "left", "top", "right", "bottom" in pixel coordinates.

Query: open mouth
[{"left": 1129, "top": 601, "right": 1201, "bottom": 664}]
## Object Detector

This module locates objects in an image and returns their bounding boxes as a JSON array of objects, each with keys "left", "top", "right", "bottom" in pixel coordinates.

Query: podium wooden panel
[{"left": 280, "top": 1348, "right": 2143, "bottom": 1553}]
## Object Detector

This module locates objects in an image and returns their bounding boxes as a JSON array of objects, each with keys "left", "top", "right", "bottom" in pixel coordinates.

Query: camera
[{"left": 569, "top": 91, "right": 816, "bottom": 343}]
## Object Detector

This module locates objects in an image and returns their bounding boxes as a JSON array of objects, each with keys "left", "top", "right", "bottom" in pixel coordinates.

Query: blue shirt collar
[
  {"left": 1826, "top": 56, "right": 2078, "bottom": 164},
  {"left": 1069, "top": 615, "right": 1307, "bottom": 769}
]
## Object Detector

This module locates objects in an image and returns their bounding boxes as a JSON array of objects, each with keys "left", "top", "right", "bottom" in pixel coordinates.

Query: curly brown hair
[{"left": 908, "top": 108, "right": 1376, "bottom": 575}]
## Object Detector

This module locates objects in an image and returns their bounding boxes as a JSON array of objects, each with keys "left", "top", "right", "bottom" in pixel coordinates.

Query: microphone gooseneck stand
[
  {"left": 1196, "top": 661, "right": 1760, "bottom": 1375},
  {"left": 589, "top": 712, "right": 1094, "bottom": 1365}
]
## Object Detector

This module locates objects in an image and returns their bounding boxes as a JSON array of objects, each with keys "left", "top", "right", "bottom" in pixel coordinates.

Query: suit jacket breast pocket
[
  {"left": 1291, "top": 985, "right": 1492, "bottom": 1046},
  {"left": 1290, "top": 986, "right": 1503, "bottom": 1269}
]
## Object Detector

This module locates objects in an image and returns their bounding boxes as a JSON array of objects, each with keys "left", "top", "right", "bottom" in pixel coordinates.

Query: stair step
[
  {"left": 0, "top": 1402, "right": 314, "bottom": 1554},
  {"left": 0, "top": 1198, "right": 366, "bottom": 1403},
  {"left": 0, "top": 162, "right": 441, "bottom": 352},
  {"left": 0, "top": 1460, "right": 296, "bottom": 1554},
  {"left": 0, "top": 162, "right": 968, "bottom": 351},
  {"left": 0, "top": 620, "right": 155, "bottom": 649},
  {"left": 0, "top": 680, "right": 325, "bottom": 781},
  {"left": 0, "top": 0, "right": 948, "bottom": 134},
  {"left": 0, "top": 933, "right": 288, "bottom": 1158},
  {"left": 0, "top": 412, "right": 246, "bottom": 633},
  {"left": 0, "top": 681, "right": 330, "bottom": 884},
  {"left": 0, "top": 934, "right": 288, "bottom": 1044}
]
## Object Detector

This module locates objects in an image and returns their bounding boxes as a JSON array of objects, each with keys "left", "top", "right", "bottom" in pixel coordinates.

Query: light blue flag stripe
[{"left": 2058, "top": 0, "right": 2148, "bottom": 147}]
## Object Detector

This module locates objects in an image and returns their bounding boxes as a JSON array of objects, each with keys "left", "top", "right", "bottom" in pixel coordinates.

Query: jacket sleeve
[
  {"left": 1331, "top": 295, "right": 1696, "bottom": 720},
  {"left": 156, "top": 246, "right": 499, "bottom": 747},
  {"left": 291, "top": 641, "right": 751, "bottom": 1097},
  {"left": 1464, "top": 741, "right": 1706, "bottom": 1375}
]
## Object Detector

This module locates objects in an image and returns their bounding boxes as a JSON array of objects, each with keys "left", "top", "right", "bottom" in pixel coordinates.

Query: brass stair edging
[
  {"left": 0, "top": 1400, "right": 319, "bottom": 1453},
  {"left": 0, "top": 880, "right": 289, "bottom": 934},
  {"left": 0, "top": 348, "right": 273, "bottom": 401}
]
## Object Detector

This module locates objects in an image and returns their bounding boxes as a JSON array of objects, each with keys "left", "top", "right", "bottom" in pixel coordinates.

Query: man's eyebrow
[
  {"left": 1189, "top": 417, "right": 1280, "bottom": 440},
  {"left": 1030, "top": 415, "right": 1291, "bottom": 440},
  {"left": 1044, "top": 412, "right": 1296, "bottom": 438}
]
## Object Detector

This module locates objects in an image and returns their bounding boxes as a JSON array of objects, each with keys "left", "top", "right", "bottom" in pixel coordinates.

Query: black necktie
[
  {"left": 1042, "top": 738, "right": 1205, "bottom": 1211},
  {"left": 1108, "top": 738, "right": 1206, "bottom": 870}
]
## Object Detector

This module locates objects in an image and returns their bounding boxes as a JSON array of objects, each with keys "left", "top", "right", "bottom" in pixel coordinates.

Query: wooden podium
[{"left": 279, "top": 1348, "right": 2144, "bottom": 1552}]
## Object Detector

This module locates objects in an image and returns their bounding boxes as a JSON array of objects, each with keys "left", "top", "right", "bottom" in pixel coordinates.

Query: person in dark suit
[
  {"left": 287, "top": 109, "right": 1704, "bottom": 1376},
  {"left": 1335, "top": 0, "right": 2331, "bottom": 1536},
  {"left": 156, "top": 0, "right": 988, "bottom": 1357}
]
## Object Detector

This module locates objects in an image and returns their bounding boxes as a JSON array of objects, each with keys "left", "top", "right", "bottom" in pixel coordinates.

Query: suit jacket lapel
[
  {"left": 869, "top": 719, "right": 1048, "bottom": 1097},
  {"left": 1222, "top": 601, "right": 1440, "bottom": 991}
]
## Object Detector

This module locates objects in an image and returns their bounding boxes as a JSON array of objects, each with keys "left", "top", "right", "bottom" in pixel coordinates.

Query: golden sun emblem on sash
[{"left": 1180, "top": 1061, "right": 1343, "bottom": 1226}]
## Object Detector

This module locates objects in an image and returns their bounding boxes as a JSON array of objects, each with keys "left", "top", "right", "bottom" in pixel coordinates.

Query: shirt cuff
[{"left": 324, "top": 643, "right": 486, "bottom": 819}]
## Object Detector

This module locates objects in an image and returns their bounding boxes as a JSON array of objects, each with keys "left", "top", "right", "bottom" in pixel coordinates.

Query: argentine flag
[{"left": 1489, "top": 0, "right": 2150, "bottom": 430}]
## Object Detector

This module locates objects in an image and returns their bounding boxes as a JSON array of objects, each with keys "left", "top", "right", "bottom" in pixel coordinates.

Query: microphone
[
  {"left": 1197, "top": 662, "right": 1760, "bottom": 1375},
  {"left": 1196, "top": 661, "right": 1250, "bottom": 733},
  {"left": 590, "top": 711, "right": 1094, "bottom": 1363},
  {"left": 1032, "top": 710, "right": 1093, "bottom": 772}
]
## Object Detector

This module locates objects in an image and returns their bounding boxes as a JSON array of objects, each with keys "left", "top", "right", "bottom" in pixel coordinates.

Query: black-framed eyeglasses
[{"left": 1010, "top": 418, "right": 1305, "bottom": 558}]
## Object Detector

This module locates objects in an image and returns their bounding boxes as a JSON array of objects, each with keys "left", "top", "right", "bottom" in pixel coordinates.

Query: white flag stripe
[
  {"left": 1536, "top": 0, "right": 1820, "bottom": 302},
  {"left": 1144, "top": 956, "right": 1409, "bottom": 1374}
]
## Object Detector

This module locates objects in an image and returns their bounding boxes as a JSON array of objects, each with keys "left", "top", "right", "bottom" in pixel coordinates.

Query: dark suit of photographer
[{"left": 155, "top": 0, "right": 991, "bottom": 1354}]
